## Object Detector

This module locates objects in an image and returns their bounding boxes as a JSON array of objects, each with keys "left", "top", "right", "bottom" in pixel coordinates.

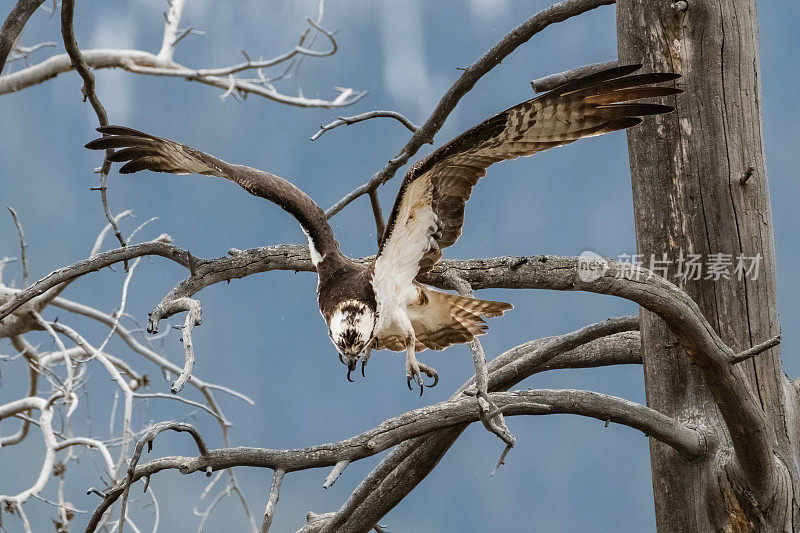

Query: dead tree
[
  {"left": 1, "top": 0, "right": 795, "bottom": 531},
  {"left": 618, "top": 0, "right": 797, "bottom": 530}
]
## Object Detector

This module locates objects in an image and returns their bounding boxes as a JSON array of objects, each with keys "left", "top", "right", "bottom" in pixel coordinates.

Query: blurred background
[{"left": 1, "top": 1, "right": 797, "bottom": 531}]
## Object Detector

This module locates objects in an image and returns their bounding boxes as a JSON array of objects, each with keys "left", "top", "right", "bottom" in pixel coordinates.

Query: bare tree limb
[
  {"left": 6, "top": 41, "right": 56, "bottom": 64},
  {"left": 0, "top": 0, "right": 45, "bottom": 73},
  {"left": 260, "top": 469, "right": 285, "bottom": 533},
  {"left": 0, "top": 239, "right": 190, "bottom": 321},
  {"left": 368, "top": 189, "right": 386, "bottom": 243},
  {"left": 0, "top": 9, "right": 365, "bottom": 109},
  {"left": 444, "top": 271, "right": 516, "bottom": 460},
  {"left": 324, "top": 0, "right": 615, "bottom": 219},
  {"left": 0, "top": 337, "right": 39, "bottom": 447},
  {"left": 60, "top": 0, "right": 127, "bottom": 255},
  {"left": 310, "top": 111, "right": 418, "bottom": 141},
  {"left": 312, "top": 316, "right": 641, "bottom": 532},
  {"left": 6, "top": 206, "right": 28, "bottom": 286},
  {"left": 731, "top": 334, "right": 781, "bottom": 364},
  {"left": 165, "top": 297, "right": 202, "bottom": 394},
  {"left": 85, "top": 388, "right": 703, "bottom": 532},
  {"left": 116, "top": 421, "right": 210, "bottom": 533},
  {"left": 323, "top": 460, "right": 350, "bottom": 489}
]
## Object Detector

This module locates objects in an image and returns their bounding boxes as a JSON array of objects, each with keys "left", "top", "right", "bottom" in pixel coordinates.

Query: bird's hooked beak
[{"left": 339, "top": 340, "right": 373, "bottom": 382}]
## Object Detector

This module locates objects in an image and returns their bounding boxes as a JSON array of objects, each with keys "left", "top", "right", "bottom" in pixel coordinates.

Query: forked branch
[
  {"left": 85, "top": 386, "right": 702, "bottom": 532},
  {"left": 324, "top": 0, "right": 615, "bottom": 218}
]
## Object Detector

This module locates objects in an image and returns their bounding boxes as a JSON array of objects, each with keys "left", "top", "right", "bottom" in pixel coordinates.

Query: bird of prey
[{"left": 86, "top": 64, "right": 680, "bottom": 394}]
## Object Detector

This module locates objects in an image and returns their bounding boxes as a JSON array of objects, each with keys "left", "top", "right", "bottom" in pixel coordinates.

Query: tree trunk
[{"left": 618, "top": 0, "right": 799, "bottom": 530}]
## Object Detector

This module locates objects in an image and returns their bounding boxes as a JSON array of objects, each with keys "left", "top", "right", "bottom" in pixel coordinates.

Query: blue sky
[{"left": 1, "top": 1, "right": 798, "bottom": 531}]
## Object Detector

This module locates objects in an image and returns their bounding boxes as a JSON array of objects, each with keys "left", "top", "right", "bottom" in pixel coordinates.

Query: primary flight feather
[{"left": 86, "top": 64, "right": 680, "bottom": 394}]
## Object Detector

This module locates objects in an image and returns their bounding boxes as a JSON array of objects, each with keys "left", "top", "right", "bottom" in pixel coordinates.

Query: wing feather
[
  {"left": 373, "top": 64, "right": 681, "bottom": 292},
  {"left": 86, "top": 127, "right": 340, "bottom": 262}
]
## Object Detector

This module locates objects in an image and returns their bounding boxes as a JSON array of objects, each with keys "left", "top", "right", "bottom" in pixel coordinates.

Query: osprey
[{"left": 86, "top": 64, "right": 680, "bottom": 394}]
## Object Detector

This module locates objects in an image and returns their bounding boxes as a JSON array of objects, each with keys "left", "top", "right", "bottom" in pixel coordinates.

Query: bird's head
[{"left": 327, "top": 299, "right": 376, "bottom": 381}]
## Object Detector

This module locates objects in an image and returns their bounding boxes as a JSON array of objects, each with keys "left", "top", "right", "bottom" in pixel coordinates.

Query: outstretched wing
[
  {"left": 85, "top": 126, "right": 339, "bottom": 264},
  {"left": 372, "top": 64, "right": 681, "bottom": 293}
]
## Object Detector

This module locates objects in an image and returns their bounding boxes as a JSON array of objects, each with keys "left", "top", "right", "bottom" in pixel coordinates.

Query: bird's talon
[
  {"left": 424, "top": 373, "right": 439, "bottom": 388},
  {"left": 361, "top": 359, "right": 367, "bottom": 378},
  {"left": 346, "top": 359, "right": 357, "bottom": 382}
]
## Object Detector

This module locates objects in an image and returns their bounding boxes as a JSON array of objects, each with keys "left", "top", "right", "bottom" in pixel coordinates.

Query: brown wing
[
  {"left": 373, "top": 64, "right": 681, "bottom": 289},
  {"left": 85, "top": 126, "right": 340, "bottom": 261}
]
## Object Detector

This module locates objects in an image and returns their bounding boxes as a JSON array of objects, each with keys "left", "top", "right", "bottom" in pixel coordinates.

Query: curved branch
[
  {"left": 0, "top": 48, "right": 366, "bottom": 108},
  {"left": 61, "top": 0, "right": 127, "bottom": 252},
  {"left": 324, "top": 0, "right": 615, "bottom": 218},
  {"left": 0, "top": 239, "right": 190, "bottom": 321},
  {"left": 85, "top": 388, "right": 702, "bottom": 532},
  {"left": 0, "top": 0, "right": 45, "bottom": 73},
  {"left": 310, "top": 111, "right": 418, "bottom": 142}
]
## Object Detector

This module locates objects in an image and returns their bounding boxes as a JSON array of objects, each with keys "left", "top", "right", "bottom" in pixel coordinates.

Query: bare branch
[
  {"left": 6, "top": 41, "right": 56, "bottom": 63},
  {"left": 260, "top": 469, "right": 285, "bottom": 533},
  {"left": 6, "top": 206, "right": 28, "bottom": 286},
  {"left": 444, "top": 271, "right": 516, "bottom": 457},
  {"left": 49, "top": 295, "right": 253, "bottom": 405},
  {"left": 156, "top": 0, "right": 185, "bottom": 63},
  {"left": 323, "top": 460, "right": 350, "bottom": 489},
  {"left": 0, "top": 337, "right": 39, "bottom": 447},
  {"left": 529, "top": 60, "right": 618, "bottom": 93},
  {"left": 0, "top": 7, "right": 366, "bottom": 109},
  {"left": 166, "top": 297, "right": 203, "bottom": 394},
  {"left": 0, "top": 0, "right": 45, "bottom": 73},
  {"left": 731, "top": 334, "right": 780, "bottom": 364},
  {"left": 324, "top": 0, "right": 615, "bottom": 218},
  {"left": 0, "top": 239, "right": 191, "bottom": 321},
  {"left": 60, "top": 0, "right": 127, "bottom": 254},
  {"left": 368, "top": 189, "right": 385, "bottom": 244},
  {"left": 85, "top": 388, "right": 702, "bottom": 532},
  {"left": 310, "top": 111, "right": 418, "bottom": 141},
  {"left": 116, "top": 421, "right": 210, "bottom": 533},
  {"left": 312, "top": 317, "right": 641, "bottom": 532}
]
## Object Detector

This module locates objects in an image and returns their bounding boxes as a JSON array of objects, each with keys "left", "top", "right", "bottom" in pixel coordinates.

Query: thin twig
[
  {"left": 6, "top": 205, "right": 28, "bottom": 286},
  {"left": 7, "top": 41, "right": 56, "bottom": 63},
  {"left": 731, "top": 335, "right": 781, "bottom": 364},
  {"left": 60, "top": 0, "right": 127, "bottom": 256},
  {"left": 310, "top": 110, "right": 418, "bottom": 141},
  {"left": 323, "top": 0, "right": 616, "bottom": 219},
  {"left": 166, "top": 298, "right": 203, "bottom": 394}
]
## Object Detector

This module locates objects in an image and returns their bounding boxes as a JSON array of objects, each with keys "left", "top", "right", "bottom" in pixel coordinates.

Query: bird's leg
[
  {"left": 404, "top": 336, "right": 439, "bottom": 395},
  {"left": 404, "top": 336, "right": 423, "bottom": 394}
]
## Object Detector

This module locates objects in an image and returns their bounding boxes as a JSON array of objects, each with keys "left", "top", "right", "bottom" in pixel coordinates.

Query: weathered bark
[{"left": 618, "top": 0, "right": 799, "bottom": 530}]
